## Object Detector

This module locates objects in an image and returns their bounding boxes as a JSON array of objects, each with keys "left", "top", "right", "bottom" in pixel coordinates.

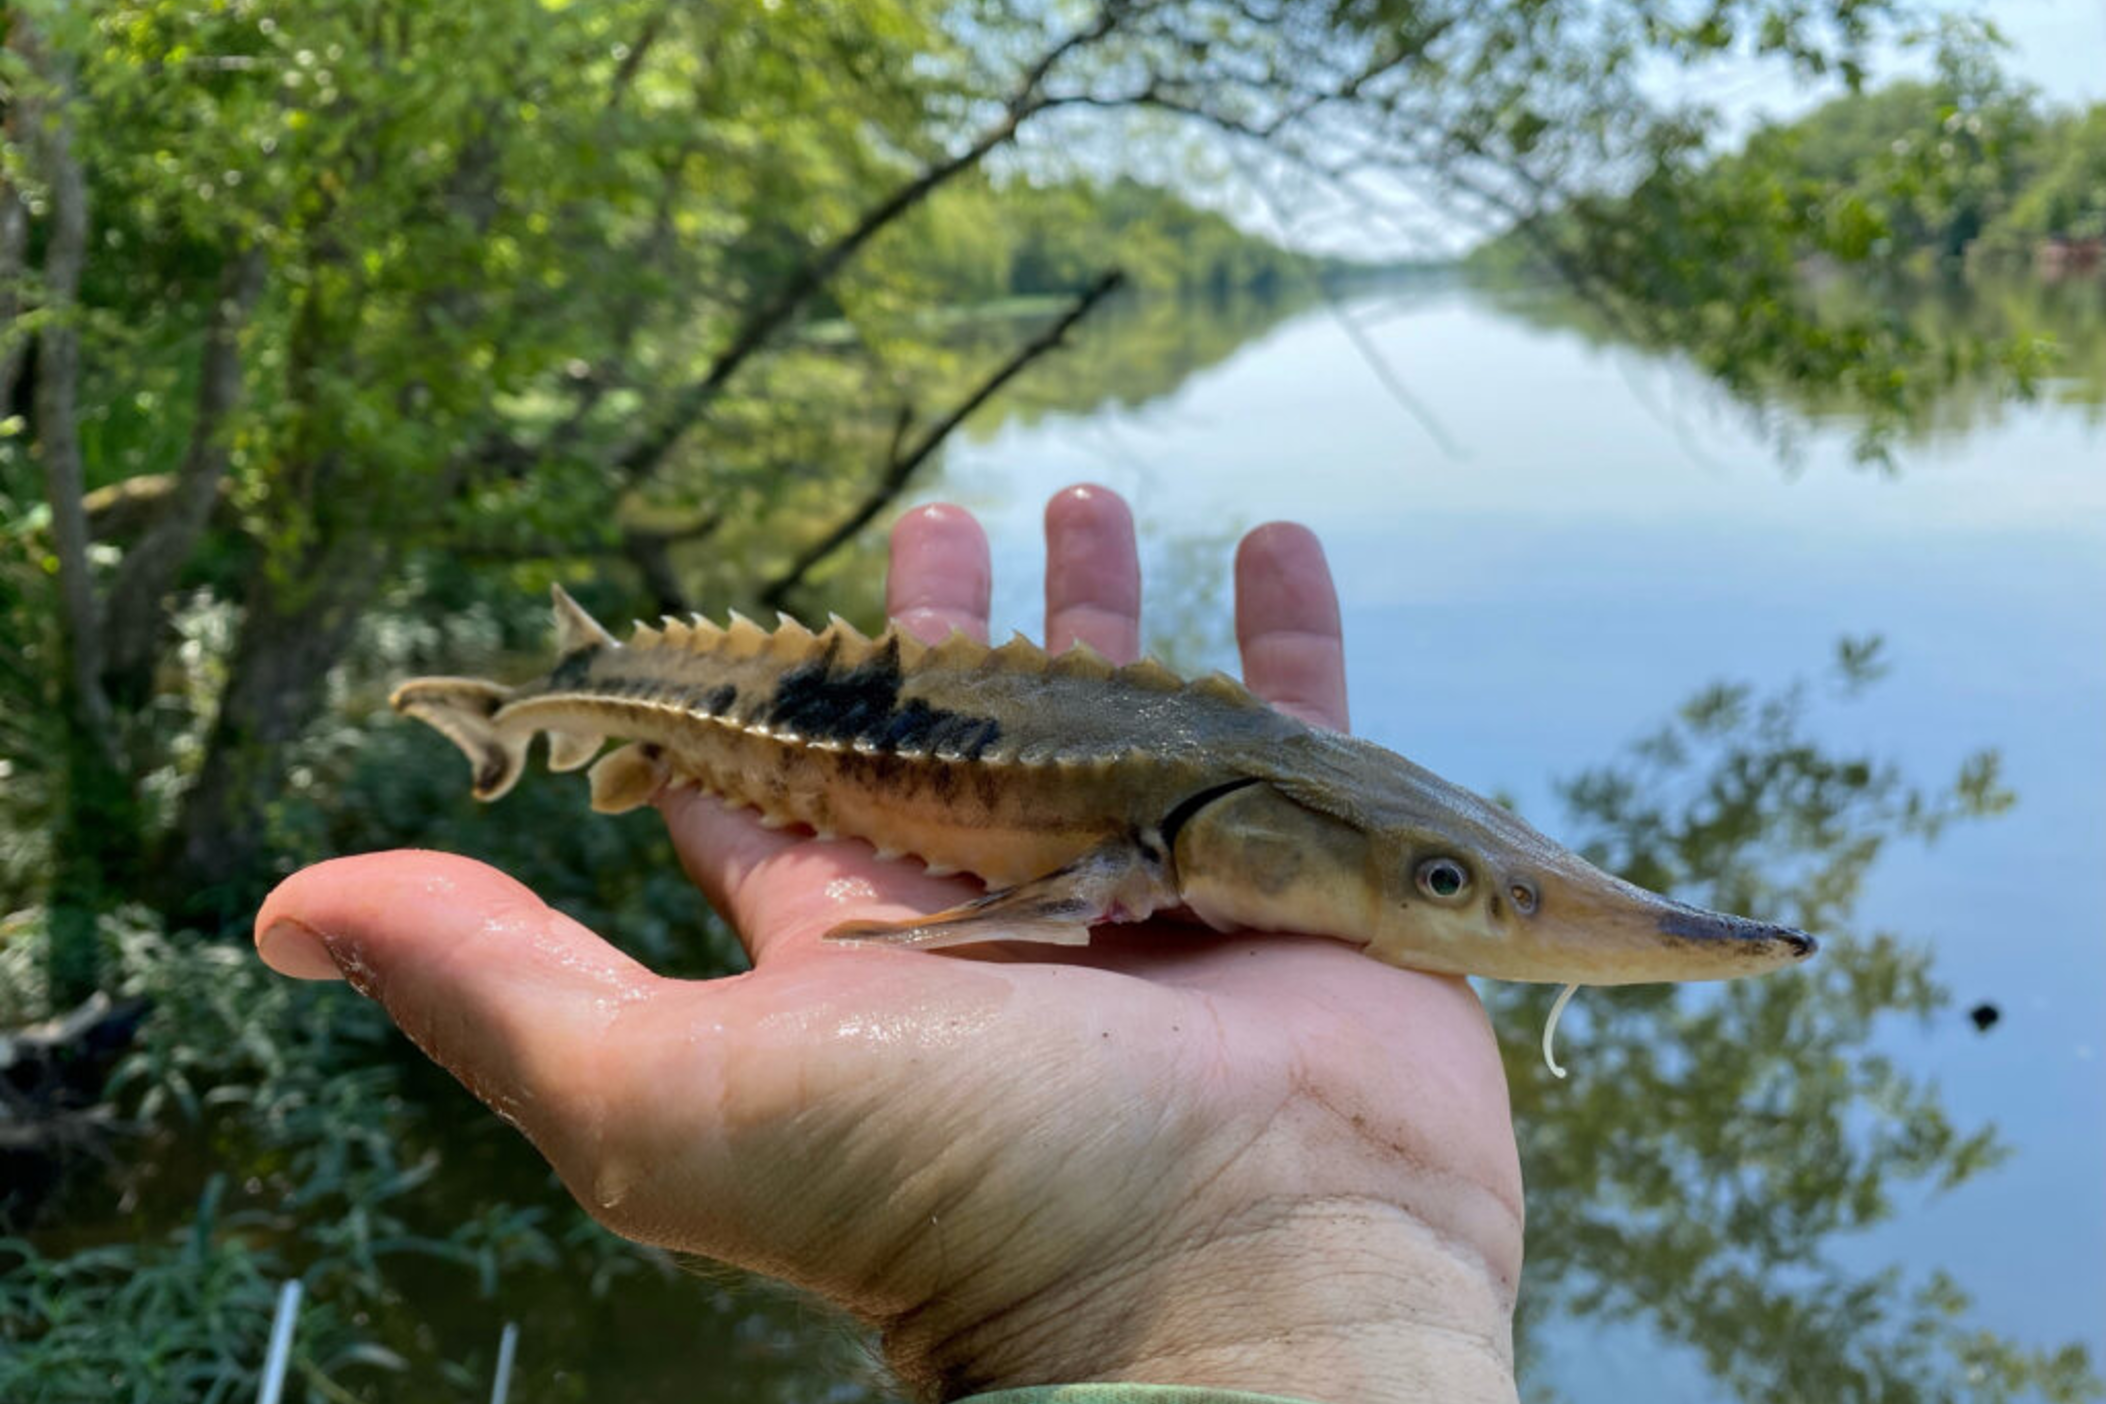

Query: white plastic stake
[
  {"left": 489, "top": 1321, "right": 520, "bottom": 1404},
  {"left": 257, "top": 1279, "right": 303, "bottom": 1404}
]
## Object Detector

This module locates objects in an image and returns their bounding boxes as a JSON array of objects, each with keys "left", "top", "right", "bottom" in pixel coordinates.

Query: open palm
[{"left": 257, "top": 486, "right": 1523, "bottom": 1403}]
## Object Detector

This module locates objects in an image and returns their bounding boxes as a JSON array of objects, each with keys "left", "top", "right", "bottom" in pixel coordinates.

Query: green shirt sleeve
[{"left": 957, "top": 1387, "right": 1320, "bottom": 1404}]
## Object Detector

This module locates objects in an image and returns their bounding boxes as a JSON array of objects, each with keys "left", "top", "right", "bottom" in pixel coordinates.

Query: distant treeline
[
  {"left": 1475, "top": 75, "right": 2106, "bottom": 273},
  {"left": 895, "top": 174, "right": 1325, "bottom": 302}
]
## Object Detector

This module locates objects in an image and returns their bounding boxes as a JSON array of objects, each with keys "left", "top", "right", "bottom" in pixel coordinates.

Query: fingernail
[{"left": 257, "top": 918, "right": 347, "bottom": 982}]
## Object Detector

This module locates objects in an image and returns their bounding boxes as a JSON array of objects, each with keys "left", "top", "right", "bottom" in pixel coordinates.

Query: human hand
[{"left": 255, "top": 485, "right": 1523, "bottom": 1403}]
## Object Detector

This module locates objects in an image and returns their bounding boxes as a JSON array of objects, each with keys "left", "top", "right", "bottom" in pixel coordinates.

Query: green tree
[
  {"left": 1460, "top": 21, "right": 2068, "bottom": 459},
  {"left": 1989, "top": 105, "right": 2106, "bottom": 248}
]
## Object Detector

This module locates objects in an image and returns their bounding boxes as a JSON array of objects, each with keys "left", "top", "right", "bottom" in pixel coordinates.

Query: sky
[
  {"left": 1701, "top": 0, "right": 2105, "bottom": 119},
  {"left": 1900, "top": 0, "right": 2101, "bottom": 101}
]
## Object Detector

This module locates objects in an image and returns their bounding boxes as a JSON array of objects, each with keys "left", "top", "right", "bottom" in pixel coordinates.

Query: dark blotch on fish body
[
  {"left": 549, "top": 645, "right": 600, "bottom": 690},
  {"left": 765, "top": 636, "right": 1000, "bottom": 757}
]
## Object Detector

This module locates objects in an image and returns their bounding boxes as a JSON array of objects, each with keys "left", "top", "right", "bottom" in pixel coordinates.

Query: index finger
[{"left": 887, "top": 503, "right": 991, "bottom": 644}]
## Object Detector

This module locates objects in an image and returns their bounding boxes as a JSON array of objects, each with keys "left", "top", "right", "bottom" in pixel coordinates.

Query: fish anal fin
[
  {"left": 588, "top": 742, "right": 669, "bottom": 814},
  {"left": 823, "top": 839, "right": 1174, "bottom": 952}
]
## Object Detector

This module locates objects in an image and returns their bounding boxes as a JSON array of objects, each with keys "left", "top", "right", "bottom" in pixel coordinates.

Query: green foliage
[
  {"left": 1467, "top": 26, "right": 2103, "bottom": 461},
  {"left": 886, "top": 174, "right": 1314, "bottom": 301},
  {"left": 0, "top": 906, "right": 467, "bottom": 1397},
  {"left": 1987, "top": 106, "right": 2106, "bottom": 249},
  {"left": 1496, "top": 643, "right": 2098, "bottom": 1404},
  {"left": 0, "top": 905, "right": 882, "bottom": 1401}
]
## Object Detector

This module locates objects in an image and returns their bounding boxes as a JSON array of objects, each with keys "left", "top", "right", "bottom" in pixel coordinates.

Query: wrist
[{"left": 882, "top": 1191, "right": 1520, "bottom": 1404}]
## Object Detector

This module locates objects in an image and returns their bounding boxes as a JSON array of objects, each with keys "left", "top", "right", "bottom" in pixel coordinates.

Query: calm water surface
[{"left": 914, "top": 276, "right": 2105, "bottom": 1401}]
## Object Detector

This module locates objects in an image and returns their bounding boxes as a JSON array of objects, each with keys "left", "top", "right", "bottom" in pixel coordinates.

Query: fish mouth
[{"left": 1655, "top": 902, "right": 1817, "bottom": 961}]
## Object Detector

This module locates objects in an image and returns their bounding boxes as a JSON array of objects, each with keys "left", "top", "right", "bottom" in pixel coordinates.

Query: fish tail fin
[{"left": 389, "top": 677, "right": 526, "bottom": 800}]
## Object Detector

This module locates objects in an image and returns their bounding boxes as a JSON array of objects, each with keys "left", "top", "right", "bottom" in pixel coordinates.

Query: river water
[{"left": 907, "top": 273, "right": 2105, "bottom": 1402}]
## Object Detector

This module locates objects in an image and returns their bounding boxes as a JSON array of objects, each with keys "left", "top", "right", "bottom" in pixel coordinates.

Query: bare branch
[
  {"left": 0, "top": 194, "right": 26, "bottom": 417},
  {"left": 606, "top": 5, "right": 668, "bottom": 111},
  {"left": 758, "top": 269, "right": 1124, "bottom": 610},
  {"left": 610, "top": 6, "right": 1125, "bottom": 486},
  {"left": 623, "top": 523, "right": 696, "bottom": 615},
  {"left": 101, "top": 249, "right": 266, "bottom": 699}
]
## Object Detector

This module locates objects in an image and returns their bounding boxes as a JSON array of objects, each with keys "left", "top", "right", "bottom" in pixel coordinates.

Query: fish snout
[
  {"left": 1507, "top": 860, "right": 1823, "bottom": 984},
  {"left": 1654, "top": 900, "right": 1818, "bottom": 965}
]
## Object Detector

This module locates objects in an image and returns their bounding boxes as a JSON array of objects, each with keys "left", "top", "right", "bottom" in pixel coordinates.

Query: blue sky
[
  {"left": 1719, "top": 0, "right": 2104, "bottom": 118},
  {"left": 1917, "top": 0, "right": 2102, "bottom": 102}
]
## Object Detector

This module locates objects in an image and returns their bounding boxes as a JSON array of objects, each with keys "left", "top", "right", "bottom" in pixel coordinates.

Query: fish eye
[
  {"left": 1415, "top": 857, "right": 1471, "bottom": 901},
  {"left": 1509, "top": 880, "right": 1539, "bottom": 915}
]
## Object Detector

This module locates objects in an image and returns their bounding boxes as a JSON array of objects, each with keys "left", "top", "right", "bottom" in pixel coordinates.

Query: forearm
[{"left": 883, "top": 1193, "right": 1520, "bottom": 1404}]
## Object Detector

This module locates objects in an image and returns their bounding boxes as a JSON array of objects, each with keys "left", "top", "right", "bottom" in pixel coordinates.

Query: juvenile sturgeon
[{"left": 391, "top": 587, "right": 1816, "bottom": 985}]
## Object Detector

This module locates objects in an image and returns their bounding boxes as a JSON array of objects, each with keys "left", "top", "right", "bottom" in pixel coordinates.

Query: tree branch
[
  {"left": 0, "top": 79, "right": 28, "bottom": 414},
  {"left": 606, "top": 5, "right": 668, "bottom": 111},
  {"left": 101, "top": 248, "right": 266, "bottom": 700},
  {"left": 609, "top": 6, "right": 1125, "bottom": 486},
  {"left": 17, "top": 18, "right": 113, "bottom": 750},
  {"left": 758, "top": 268, "right": 1124, "bottom": 611}
]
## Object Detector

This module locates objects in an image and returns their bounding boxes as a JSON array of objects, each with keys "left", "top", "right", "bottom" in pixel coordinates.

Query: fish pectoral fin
[
  {"left": 823, "top": 840, "right": 1174, "bottom": 951},
  {"left": 825, "top": 898, "right": 1098, "bottom": 951}
]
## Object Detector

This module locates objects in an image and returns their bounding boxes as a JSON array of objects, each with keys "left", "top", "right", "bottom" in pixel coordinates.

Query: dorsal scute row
[{"left": 611, "top": 607, "right": 1262, "bottom": 711}]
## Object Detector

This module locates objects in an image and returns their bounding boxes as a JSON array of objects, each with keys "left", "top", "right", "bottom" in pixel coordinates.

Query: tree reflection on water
[{"left": 1494, "top": 639, "right": 2100, "bottom": 1402}]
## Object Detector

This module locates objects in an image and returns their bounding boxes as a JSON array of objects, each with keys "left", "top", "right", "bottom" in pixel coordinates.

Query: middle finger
[{"left": 1044, "top": 484, "right": 1142, "bottom": 664}]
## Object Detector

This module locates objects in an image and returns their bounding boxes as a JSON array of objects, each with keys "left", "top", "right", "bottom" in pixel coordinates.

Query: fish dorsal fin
[{"left": 551, "top": 585, "right": 618, "bottom": 654}]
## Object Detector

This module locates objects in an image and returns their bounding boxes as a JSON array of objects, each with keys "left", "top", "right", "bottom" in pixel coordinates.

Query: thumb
[{"left": 255, "top": 850, "right": 665, "bottom": 1177}]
